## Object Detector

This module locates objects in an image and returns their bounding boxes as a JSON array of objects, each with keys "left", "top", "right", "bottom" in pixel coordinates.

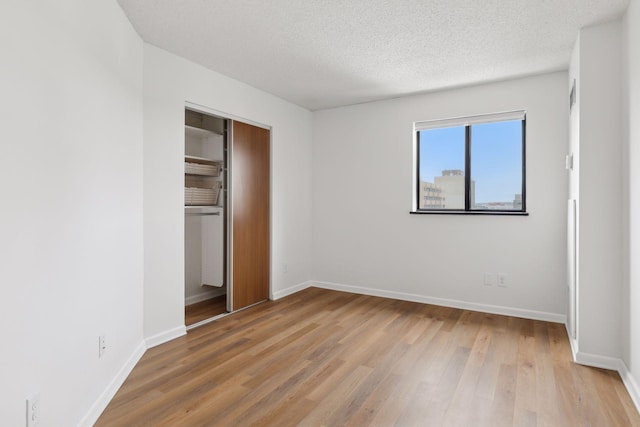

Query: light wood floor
[
  {"left": 185, "top": 295, "right": 227, "bottom": 326},
  {"left": 97, "top": 288, "right": 640, "bottom": 426}
]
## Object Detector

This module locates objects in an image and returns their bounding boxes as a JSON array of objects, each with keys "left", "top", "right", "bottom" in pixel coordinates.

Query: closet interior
[{"left": 184, "top": 109, "right": 228, "bottom": 327}]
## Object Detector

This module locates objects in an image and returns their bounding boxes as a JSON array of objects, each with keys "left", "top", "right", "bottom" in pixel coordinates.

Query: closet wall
[{"left": 143, "top": 44, "right": 313, "bottom": 342}]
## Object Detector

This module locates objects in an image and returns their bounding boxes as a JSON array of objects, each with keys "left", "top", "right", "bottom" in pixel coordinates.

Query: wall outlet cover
[
  {"left": 27, "top": 393, "right": 41, "bottom": 427},
  {"left": 484, "top": 273, "right": 497, "bottom": 286},
  {"left": 498, "top": 274, "right": 508, "bottom": 288},
  {"left": 99, "top": 335, "right": 106, "bottom": 358}
]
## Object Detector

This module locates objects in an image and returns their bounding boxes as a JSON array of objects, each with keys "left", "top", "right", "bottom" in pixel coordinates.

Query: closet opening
[
  {"left": 183, "top": 105, "right": 272, "bottom": 331},
  {"left": 184, "top": 109, "right": 229, "bottom": 328}
]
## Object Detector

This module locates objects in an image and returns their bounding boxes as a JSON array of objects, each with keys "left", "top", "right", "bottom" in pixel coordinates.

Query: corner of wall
[
  {"left": 621, "top": 0, "right": 640, "bottom": 417},
  {"left": 272, "top": 281, "right": 313, "bottom": 300},
  {"left": 573, "top": 17, "right": 624, "bottom": 361},
  {"left": 619, "top": 362, "right": 640, "bottom": 413},
  {"left": 77, "top": 341, "right": 146, "bottom": 427},
  {"left": 145, "top": 326, "right": 187, "bottom": 349}
]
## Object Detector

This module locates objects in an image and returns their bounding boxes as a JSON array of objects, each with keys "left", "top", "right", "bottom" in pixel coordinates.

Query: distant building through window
[{"left": 419, "top": 169, "right": 477, "bottom": 210}]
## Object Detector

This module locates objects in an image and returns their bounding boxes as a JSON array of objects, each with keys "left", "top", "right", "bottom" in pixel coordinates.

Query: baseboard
[
  {"left": 574, "top": 351, "right": 625, "bottom": 371},
  {"left": 272, "top": 280, "right": 313, "bottom": 300},
  {"left": 573, "top": 351, "right": 640, "bottom": 414},
  {"left": 185, "top": 288, "right": 225, "bottom": 306},
  {"left": 311, "top": 281, "right": 567, "bottom": 324},
  {"left": 619, "top": 363, "right": 640, "bottom": 413},
  {"left": 77, "top": 340, "right": 145, "bottom": 427},
  {"left": 564, "top": 322, "right": 579, "bottom": 360},
  {"left": 144, "top": 325, "right": 186, "bottom": 349}
]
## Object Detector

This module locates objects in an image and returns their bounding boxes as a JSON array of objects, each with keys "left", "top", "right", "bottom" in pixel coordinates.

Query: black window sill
[{"left": 410, "top": 210, "right": 529, "bottom": 216}]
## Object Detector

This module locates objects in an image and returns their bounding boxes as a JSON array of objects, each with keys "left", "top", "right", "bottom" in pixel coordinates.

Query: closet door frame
[{"left": 184, "top": 101, "right": 272, "bottom": 314}]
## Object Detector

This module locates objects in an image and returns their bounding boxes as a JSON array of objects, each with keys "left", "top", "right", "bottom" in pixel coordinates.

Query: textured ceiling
[{"left": 117, "top": 0, "right": 629, "bottom": 110}]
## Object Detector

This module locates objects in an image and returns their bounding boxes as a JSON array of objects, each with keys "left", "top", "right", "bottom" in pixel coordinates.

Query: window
[{"left": 413, "top": 111, "right": 526, "bottom": 214}]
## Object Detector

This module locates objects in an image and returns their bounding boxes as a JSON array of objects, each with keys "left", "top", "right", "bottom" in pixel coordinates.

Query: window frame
[{"left": 411, "top": 111, "right": 528, "bottom": 216}]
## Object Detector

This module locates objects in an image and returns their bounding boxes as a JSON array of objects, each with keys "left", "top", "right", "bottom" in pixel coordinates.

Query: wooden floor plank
[
  {"left": 96, "top": 288, "right": 640, "bottom": 426},
  {"left": 185, "top": 294, "right": 227, "bottom": 326}
]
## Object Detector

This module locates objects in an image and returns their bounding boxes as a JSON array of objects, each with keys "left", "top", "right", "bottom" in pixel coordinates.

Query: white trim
[
  {"left": 411, "top": 125, "right": 418, "bottom": 211},
  {"left": 574, "top": 351, "right": 625, "bottom": 371},
  {"left": 415, "top": 110, "right": 526, "bottom": 131},
  {"left": 77, "top": 341, "right": 145, "bottom": 427},
  {"left": 619, "top": 363, "right": 640, "bottom": 412},
  {"left": 227, "top": 120, "right": 234, "bottom": 312},
  {"left": 144, "top": 325, "right": 186, "bottom": 349},
  {"left": 272, "top": 281, "right": 313, "bottom": 300},
  {"left": 311, "top": 281, "right": 566, "bottom": 323},
  {"left": 572, "top": 352, "right": 640, "bottom": 414},
  {"left": 185, "top": 288, "right": 225, "bottom": 306},
  {"left": 564, "top": 322, "right": 579, "bottom": 360},
  {"left": 185, "top": 101, "right": 271, "bottom": 131}
]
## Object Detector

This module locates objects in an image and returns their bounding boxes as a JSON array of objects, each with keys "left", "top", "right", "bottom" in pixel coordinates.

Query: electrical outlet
[
  {"left": 498, "top": 274, "right": 508, "bottom": 288},
  {"left": 99, "top": 335, "right": 106, "bottom": 358},
  {"left": 483, "top": 273, "right": 496, "bottom": 286},
  {"left": 26, "top": 393, "right": 40, "bottom": 427}
]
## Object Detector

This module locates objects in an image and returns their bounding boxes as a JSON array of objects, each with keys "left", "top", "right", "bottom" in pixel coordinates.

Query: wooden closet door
[{"left": 231, "top": 121, "right": 270, "bottom": 310}]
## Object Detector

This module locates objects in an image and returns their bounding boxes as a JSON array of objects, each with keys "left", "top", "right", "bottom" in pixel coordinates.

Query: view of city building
[
  {"left": 419, "top": 181, "right": 445, "bottom": 209},
  {"left": 420, "top": 169, "right": 520, "bottom": 210},
  {"left": 513, "top": 193, "right": 523, "bottom": 210},
  {"left": 419, "top": 169, "right": 471, "bottom": 210}
]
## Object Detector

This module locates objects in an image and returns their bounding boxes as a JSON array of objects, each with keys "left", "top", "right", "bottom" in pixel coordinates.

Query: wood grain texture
[
  {"left": 231, "top": 121, "right": 270, "bottom": 311},
  {"left": 185, "top": 295, "right": 227, "bottom": 326},
  {"left": 97, "top": 288, "right": 640, "bottom": 426}
]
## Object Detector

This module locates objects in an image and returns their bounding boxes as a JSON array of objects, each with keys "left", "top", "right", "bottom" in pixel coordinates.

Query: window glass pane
[
  {"left": 418, "top": 126, "right": 465, "bottom": 210},
  {"left": 469, "top": 120, "right": 522, "bottom": 210}
]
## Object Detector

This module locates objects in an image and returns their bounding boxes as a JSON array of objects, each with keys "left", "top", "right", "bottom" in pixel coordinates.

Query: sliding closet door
[{"left": 231, "top": 121, "right": 270, "bottom": 310}]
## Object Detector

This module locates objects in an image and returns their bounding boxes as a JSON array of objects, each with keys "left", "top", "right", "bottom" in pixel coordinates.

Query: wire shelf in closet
[
  {"left": 185, "top": 155, "right": 223, "bottom": 177},
  {"left": 185, "top": 181, "right": 222, "bottom": 206}
]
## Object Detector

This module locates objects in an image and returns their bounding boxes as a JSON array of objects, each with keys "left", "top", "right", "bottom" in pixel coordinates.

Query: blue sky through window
[
  {"left": 419, "top": 120, "right": 522, "bottom": 203},
  {"left": 419, "top": 126, "right": 465, "bottom": 182}
]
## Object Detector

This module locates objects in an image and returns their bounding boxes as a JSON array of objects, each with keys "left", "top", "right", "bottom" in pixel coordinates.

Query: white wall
[
  {"left": 573, "top": 20, "right": 623, "bottom": 359},
  {"left": 1, "top": 1, "right": 634, "bottom": 424},
  {"left": 0, "top": 1, "right": 144, "bottom": 426},
  {"left": 568, "top": 35, "right": 580, "bottom": 349},
  {"left": 312, "top": 72, "right": 568, "bottom": 318},
  {"left": 623, "top": 0, "right": 640, "bottom": 399},
  {"left": 143, "top": 45, "right": 313, "bottom": 340}
]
